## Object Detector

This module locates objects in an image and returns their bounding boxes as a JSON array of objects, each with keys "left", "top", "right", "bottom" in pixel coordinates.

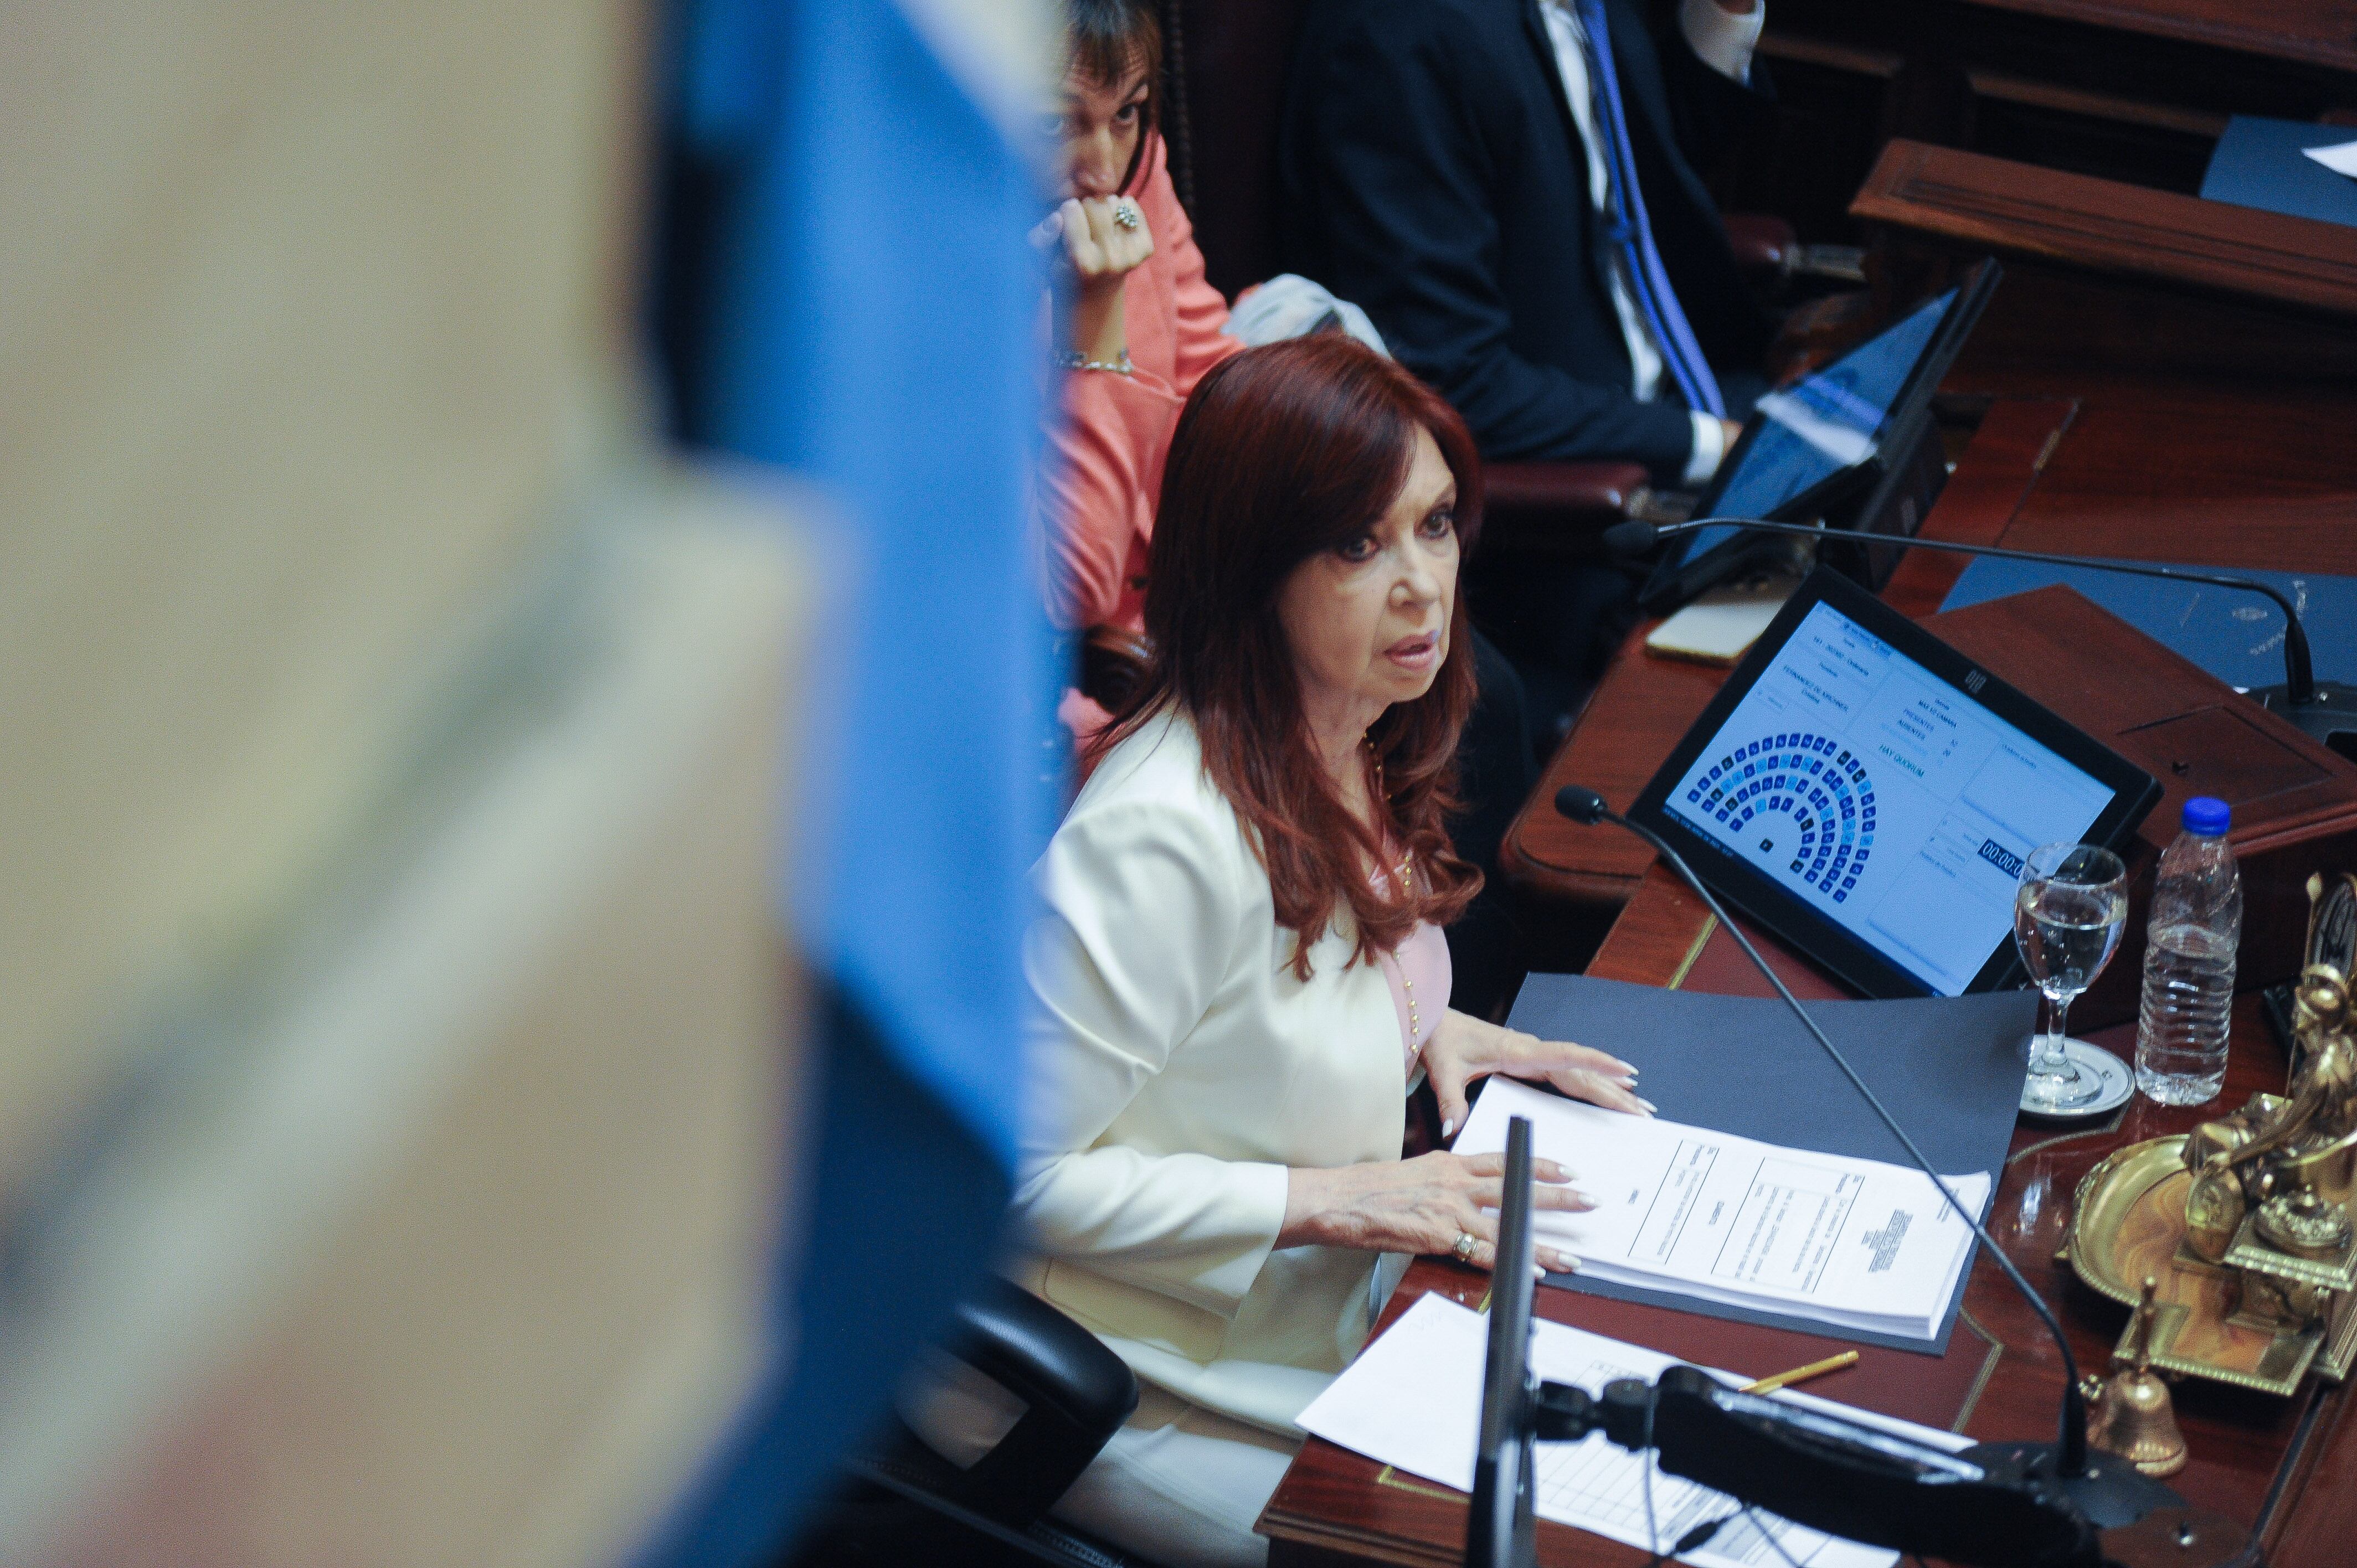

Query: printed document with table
[
  {"left": 1298, "top": 1293, "right": 1972, "bottom": 1568},
  {"left": 1457, "top": 1080, "right": 1988, "bottom": 1342}
]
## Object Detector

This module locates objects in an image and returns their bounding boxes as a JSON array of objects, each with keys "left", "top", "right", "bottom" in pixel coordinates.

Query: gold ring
[{"left": 1453, "top": 1231, "right": 1478, "bottom": 1262}]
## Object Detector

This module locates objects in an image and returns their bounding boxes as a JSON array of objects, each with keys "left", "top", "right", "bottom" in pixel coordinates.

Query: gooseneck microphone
[
  {"left": 1605, "top": 515, "right": 2356, "bottom": 752},
  {"left": 1468, "top": 1117, "right": 1538, "bottom": 1568},
  {"left": 1551, "top": 785, "right": 2174, "bottom": 1526}
]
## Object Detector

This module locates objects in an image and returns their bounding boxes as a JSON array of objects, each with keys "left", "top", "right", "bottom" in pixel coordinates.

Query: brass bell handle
[{"left": 2123, "top": 1276, "right": 2162, "bottom": 1374}]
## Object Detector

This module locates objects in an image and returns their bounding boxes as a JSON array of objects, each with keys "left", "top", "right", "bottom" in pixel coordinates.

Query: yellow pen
[{"left": 1741, "top": 1349, "right": 1860, "bottom": 1395}]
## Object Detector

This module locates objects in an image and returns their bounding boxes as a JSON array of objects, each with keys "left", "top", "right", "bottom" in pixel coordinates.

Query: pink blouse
[
  {"left": 1038, "top": 133, "right": 1242, "bottom": 635},
  {"left": 1369, "top": 858, "right": 1453, "bottom": 1075},
  {"left": 1376, "top": 922, "right": 1452, "bottom": 1076}
]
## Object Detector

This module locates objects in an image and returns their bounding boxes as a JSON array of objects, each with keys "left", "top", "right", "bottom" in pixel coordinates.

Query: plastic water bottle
[{"left": 2134, "top": 797, "right": 2241, "bottom": 1106}]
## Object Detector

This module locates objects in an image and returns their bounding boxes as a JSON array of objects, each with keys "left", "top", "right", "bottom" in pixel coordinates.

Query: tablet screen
[
  {"left": 1663, "top": 288, "right": 1961, "bottom": 574},
  {"left": 1658, "top": 599, "right": 2118, "bottom": 996}
]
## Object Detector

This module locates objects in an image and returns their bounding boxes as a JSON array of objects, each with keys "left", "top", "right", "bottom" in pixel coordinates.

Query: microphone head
[
  {"left": 1601, "top": 519, "right": 1660, "bottom": 560},
  {"left": 1555, "top": 785, "right": 1610, "bottom": 825}
]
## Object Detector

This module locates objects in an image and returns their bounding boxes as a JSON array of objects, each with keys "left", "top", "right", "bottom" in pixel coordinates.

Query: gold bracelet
[{"left": 1056, "top": 348, "right": 1133, "bottom": 375}]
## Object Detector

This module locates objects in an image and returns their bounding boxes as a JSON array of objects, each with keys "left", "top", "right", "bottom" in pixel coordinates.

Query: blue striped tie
[{"left": 1574, "top": 0, "right": 1725, "bottom": 419}]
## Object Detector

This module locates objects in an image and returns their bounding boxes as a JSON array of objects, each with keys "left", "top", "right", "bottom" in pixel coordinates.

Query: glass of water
[{"left": 2013, "top": 843, "right": 2129, "bottom": 1113}]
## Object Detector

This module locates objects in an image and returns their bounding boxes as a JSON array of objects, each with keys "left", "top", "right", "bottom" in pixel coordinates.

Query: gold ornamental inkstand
[{"left": 2061, "top": 872, "right": 2357, "bottom": 1397}]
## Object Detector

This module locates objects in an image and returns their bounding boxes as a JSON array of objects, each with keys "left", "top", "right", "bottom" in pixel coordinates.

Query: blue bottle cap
[{"left": 2183, "top": 796, "right": 2231, "bottom": 837}]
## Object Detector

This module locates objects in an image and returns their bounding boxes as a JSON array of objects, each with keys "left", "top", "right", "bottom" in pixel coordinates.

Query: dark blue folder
[
  {"left": 1501, "top": 973, "right": 2035, "bottom": 1355},
  {"left": 2201, "top": 115, "right": 2357, "bottom": 230}
]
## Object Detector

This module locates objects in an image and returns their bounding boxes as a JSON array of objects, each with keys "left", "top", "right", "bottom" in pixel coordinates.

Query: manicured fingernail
[
  {"left": 1638, "top": 1097, "right": 1658, "bottom": 1112},
  {"left": 1552, "top": 1252, "right": 1582, "bottom": 1274},
  {"left": 1440, "top": 1118, "right": 1455, "bottom": 1138}
]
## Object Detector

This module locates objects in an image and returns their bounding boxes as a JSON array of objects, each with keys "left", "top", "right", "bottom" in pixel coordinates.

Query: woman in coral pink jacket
[{"left": 1041, "top": 2, "right": 1241, "bottom": 638}]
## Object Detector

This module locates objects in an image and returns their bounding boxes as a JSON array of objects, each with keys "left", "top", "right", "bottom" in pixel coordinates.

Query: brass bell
[{"left": 2084, "top": 1277, "right": 2188, "bottom": 1478}]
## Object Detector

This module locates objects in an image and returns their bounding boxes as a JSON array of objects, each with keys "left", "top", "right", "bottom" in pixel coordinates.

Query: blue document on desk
[
  {"left": 1494, "top": 973, "right": 2035, "bottom": 1354},
  {"left": 1939, "top": 558, "right": 2357, "bottom": 694},
  {"left": 2201, "top": 115, "right": 2357, "bottom": 230}
]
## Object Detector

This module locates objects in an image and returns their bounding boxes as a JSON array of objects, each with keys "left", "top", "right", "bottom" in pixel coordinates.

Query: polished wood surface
[
  {"left": 1260, "top": 989, "right": 2337, "bottom": 1567},
  {"left": 1853, "top": 140, "right": 2357, "bottom": 321},
  {"left": 1509, "top": 546, "right": 2357, "bottom": 1032},
  {"left": 1278, "top": 153, "right": 2357, "bottom": 1565},
  {"left": 1911, "top": 585, "right": 2357, "bottom": 1025},
  {"left": 1730, "top": 1, "right": 2357, "bottom": 240},
  {"left": 1257, "top": 15, "right": 2357, "bottom": 1561},
  {"left": 1493, "top": 639, "right": 1722, "bottom": 909},
  {"left": 1505, "top": 364, "right": 2357, "bottom": 918},
  {"left": 1964, "top": 0, "right": 2357, "bottom": 74},
  {"left": 1269, "top": 849, "right": 2357, "bottom": 1564}
]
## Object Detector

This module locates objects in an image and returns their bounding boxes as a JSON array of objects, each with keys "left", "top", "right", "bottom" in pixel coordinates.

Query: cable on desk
[
  {"left": 1744, "top": 1505, "right": 1807, "bottom": 1568},
  {"left": 1638, "top": 1515, "right": 1735, "bottom": 1567}
]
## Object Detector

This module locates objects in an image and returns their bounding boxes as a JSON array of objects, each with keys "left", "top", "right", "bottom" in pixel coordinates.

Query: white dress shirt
[{"left": 1537, "top": 0, "right": 1764, "bottom": 485}]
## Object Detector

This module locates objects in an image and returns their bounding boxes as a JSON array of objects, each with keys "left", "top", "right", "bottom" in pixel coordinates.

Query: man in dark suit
[
  {"left": 1280, "top": 0, "right": 1777, "bottom": 746},
  {"left": 1280, "top": 0, "right": 1773, "bottom": 489}
]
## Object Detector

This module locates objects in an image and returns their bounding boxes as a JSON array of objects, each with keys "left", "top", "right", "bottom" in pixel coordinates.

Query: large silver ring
[
  {"left": 1112, "top": 199, "right": 1141, "bottom": 230},
  {"left": 1453, "top": 1231, "right": 1478, "bottom": 1263}
]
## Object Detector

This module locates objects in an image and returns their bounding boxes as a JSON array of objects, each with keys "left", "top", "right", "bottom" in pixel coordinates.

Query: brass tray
[{"left": 2064, "top": 1135, "right": 2326, "bottom": 1396}]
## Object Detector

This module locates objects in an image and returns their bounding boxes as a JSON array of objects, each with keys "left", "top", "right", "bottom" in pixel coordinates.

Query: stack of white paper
[
  {"left": 1457, "top": 1079, "right": 1988, "bottom": 1343},
  {"left": 1298, "top": 1293, "right": 1974, "bottom": 1568}
]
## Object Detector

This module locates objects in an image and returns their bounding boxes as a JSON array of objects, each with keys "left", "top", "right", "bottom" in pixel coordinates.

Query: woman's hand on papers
[
  {"left": 1423, "top": 1010, "right": 1654, "bottom": 1141},
  {"left": 1279, "top": 1152, "right": 1592, "bottom": 1276}
]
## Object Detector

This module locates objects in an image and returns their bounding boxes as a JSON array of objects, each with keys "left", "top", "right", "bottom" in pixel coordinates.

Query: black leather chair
[{"left": 788, "top": 1276, "right": 1159, "bottom": 1568}]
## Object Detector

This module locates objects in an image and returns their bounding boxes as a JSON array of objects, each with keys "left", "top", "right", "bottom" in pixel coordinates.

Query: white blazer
[{"left": 1010, "top": 708, "right": 1408, "bottom": 1436}]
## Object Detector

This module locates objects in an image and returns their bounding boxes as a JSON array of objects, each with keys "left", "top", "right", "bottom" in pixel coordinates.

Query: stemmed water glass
[{"left": 2013, "top": 842, "right": 2129, "bottom": 1113}]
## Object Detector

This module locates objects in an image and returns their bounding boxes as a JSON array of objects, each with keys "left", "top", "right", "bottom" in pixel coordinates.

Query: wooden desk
[
  {"left": 1857, "top": 141, "right": 2357, "bottom": 389},
  {"left": 1963, "top": 0, "right": 2357, "bottom": 74},
  {"left": 1727, "top": 0, "right": 2357, "bottom": 240},
  {"left": 1850, "top": 141, "right": 2357, "bottom": 321},
  {"left": 1259, "top": 972, "right": 2354, "bottom": 1565},
  {"left": 1282, "top": 202, "right": 2357, "bottom": 1560},
  {"left": 1504, "top": 368, "right": 2357, "bottom": 918}
]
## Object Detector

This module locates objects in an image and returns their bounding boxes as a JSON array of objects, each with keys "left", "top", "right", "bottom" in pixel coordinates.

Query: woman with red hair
[{"left": 920, "top": 338, "right": 1651, "bottom": 1567}]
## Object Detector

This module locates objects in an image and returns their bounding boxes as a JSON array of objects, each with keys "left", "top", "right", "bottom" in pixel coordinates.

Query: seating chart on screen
[
  {"left": 1685, "top": 734, "right": 1876, "bottom": 903},
  {"left": 1663, "top": 601, "right": 2115, "bottom": 995}
]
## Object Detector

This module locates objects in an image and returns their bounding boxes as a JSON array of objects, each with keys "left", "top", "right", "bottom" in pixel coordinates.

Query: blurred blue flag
[{"left": 641, "top": 0, "right": 1057, "bottom": 1559}]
